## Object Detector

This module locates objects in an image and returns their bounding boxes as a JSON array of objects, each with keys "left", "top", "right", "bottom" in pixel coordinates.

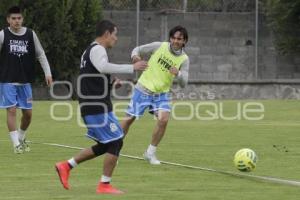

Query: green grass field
[{"left": 1, "top": 100, "right": 300, "bottom": 200}]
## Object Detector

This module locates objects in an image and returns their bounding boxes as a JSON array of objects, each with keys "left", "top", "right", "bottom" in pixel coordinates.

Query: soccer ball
[{"left": 234, "top": 148, "right": 258, "bottom": 172}]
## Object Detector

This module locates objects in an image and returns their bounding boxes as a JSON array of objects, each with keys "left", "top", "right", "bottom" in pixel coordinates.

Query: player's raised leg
[{"left": 55, "top": 147, "right": 95, "bottom": 190}]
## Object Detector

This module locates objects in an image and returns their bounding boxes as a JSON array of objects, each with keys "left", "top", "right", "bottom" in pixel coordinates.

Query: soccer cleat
[
  {"left": 20, "top": 139, "right": 30, "bottom": 152},
  {"left": 55, "top": 161, "right": 71, "bottom": 190},
  {"left": 143, "top": 152, "right": 161, "bottom": 165},
  {"left": 96, "top": 183, "right": 124, "bottom": 194},
  {"left": 14, "top": 144, "right": 24, "bottom": 154}
]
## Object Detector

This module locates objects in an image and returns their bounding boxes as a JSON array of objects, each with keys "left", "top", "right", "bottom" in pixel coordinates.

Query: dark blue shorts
[{"left": 83, "top": 112, "right": 124, "bottom": 144}]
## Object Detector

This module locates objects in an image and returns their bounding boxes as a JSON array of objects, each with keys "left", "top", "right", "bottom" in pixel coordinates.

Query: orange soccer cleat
[
  {"left": 96, "top": 182, "right": 124, "bottom": 195},
  {"left": 55, "top": 161, "right": 71, "bottom": 190}
]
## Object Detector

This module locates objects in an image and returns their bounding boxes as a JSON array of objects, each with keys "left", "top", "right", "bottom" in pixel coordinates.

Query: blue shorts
[
  {"left": 126, "top": 88, "right": 171, "bottom": 117},
  {"left": 0, "top": 83, "right": 32, "bottom": 109},
  {"left": 83, "top": 112, "right": 124, "bottom": 144}
]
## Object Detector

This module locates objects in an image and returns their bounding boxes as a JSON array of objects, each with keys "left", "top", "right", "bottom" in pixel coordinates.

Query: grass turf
[{"left": 0, "top": 100, "right": 300, "bottom": 200}]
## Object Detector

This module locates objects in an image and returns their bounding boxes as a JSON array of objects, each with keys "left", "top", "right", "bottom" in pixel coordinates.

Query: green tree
[
  {"left": 0, "top": 0, "right": 19, "bottom": 28},
  {"left": 0, "top": 0, "right": 102, "bottom": 84},
  {"left": 264, "top": 0, "right": 300, "bottom": 54}
]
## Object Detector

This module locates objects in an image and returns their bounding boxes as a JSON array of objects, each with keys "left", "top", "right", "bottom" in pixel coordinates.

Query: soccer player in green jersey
[{"left": 121, "top": 26, "right": 189, "bottom": 164}]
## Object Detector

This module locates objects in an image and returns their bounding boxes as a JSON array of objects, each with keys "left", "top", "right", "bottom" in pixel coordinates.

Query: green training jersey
[{"left": 138, "top": 42, "right": 188, "bottom": 93}]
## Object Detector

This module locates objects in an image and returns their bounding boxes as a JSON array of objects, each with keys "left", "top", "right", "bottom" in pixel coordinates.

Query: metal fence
[
  {"left": 101, "top": 0, "right": 299, "bottom": 81},
  {"left": 102, "top": 0, "right": 255, "bottom": 12}
]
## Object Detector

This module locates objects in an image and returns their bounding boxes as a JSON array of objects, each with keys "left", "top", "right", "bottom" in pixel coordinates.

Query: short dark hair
[
  {"left": 7, "top": 6, "right": 22, "bottom": 16},
  {"left": 96, "top": 20, "right": 116, "bottom": 37},
  {"left": 169, "top": 25, "right": 188, "bottom": 43}
]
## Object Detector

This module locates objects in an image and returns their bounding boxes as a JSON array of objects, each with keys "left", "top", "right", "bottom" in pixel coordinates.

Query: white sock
[
  {"left": 147, "top": 144, "right": 157, "bottom": 155},
  {"left": 18, "top": 128, "right": 26, "bottom": 141},
  {"left": 9, "top": 131, "right": 20, "bottom": 147},
  {"left": 68, "top": 158, "right": 78, "bottom": 168},
  {"left": 101, "top": 175, "right": 111, "bottom": 183}
]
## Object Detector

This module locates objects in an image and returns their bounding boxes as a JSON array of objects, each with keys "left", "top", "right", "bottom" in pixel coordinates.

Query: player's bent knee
[
  {"left": 7, "top": 107, "right": 17, "bottom": 115},
  {"left": 107, "top": 139, "right": 123, "bottom": 157},
  {"left": 92, "top": 139, "right": 123, "bottom": 157},
  {"left": 157, "top": 112, "right": 170, "bottom": 123},
  {"left": 124, "top": 115, "right": 136, "bottom": 124},
  {"left": 158, "top": 116, "right": 169, "bottom": 125},
  {"left": 24, "top": 111, "right": 32, "bottom": 118},
  {"left": 24, "top": 113, "right": 32, "bottom": 121},
  {"left": 91, "top": 143, "right": 106, "bottom": 156}
]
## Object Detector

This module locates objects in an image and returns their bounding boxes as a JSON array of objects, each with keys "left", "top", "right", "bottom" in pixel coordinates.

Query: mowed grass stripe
[{"left": 0, "top": 100, "right": 300, "bottom": 200}]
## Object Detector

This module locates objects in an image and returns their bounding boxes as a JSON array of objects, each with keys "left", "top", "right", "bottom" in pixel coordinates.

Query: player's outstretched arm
[
  {"left": 131, "top": 42, "right": 161, "bottom": 60},
  {"left": 132, "top": 55, "right": 142, "bottom": 63},
  {"left": 133, "top": 60, "right": 148, "bottom": 71},
  {"left": 90, "top": 45, "right": 147, "bottom": 74}
]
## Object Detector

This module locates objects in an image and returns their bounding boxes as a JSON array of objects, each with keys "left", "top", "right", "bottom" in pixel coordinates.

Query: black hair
[
  {"left": 7, "top": 6, "right": 22, "bottom": 16},
  {"left": 96, "top": 20, "right": 116, "bottom": 37},
  {"left": 169, "top": 25, "right": 188, "bottom": 43}
]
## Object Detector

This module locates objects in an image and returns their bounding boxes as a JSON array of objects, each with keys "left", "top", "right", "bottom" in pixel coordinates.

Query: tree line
[
  {"left": 0, "top": 0, "right": 299, "bottom": 85},
  {"left": 0, "top": 0, "right": 102, "bottom": 84}
]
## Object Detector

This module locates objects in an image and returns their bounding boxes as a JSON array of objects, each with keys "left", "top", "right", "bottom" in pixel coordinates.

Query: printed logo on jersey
[
  {"left": 9, "top": 40, "right": 29, "bottom": 56},
  {"left": 110, "top": 123, "right": 118, "bottom": 132},
  {"left": 157, "top": 54, "right": 175, "bottom": 72},
  {"left": 27, "top": 97, "right": 33, "bottom": 104}
]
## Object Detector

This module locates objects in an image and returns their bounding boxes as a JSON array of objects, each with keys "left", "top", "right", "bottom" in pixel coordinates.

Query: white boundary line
[{"left": 27, "top": 141, "right": 300, "bottom": 187}]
